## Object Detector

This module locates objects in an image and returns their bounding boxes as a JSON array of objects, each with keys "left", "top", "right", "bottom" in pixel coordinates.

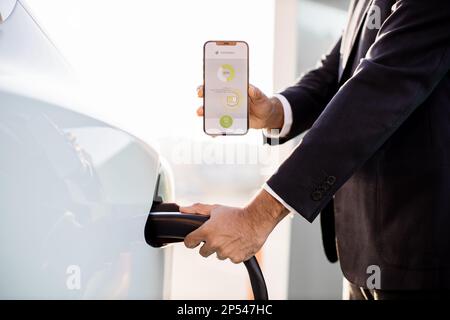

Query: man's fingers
[
  {"left": 199, "top": 243, "right": 215, "bottom": 258},
  {"left": 230, "top": 255, "right": 244, "bottom": 264},
  {"left": 184, "top": 228, "right": 205, "bottom": 249},
  {"left": 195, "top": 85, "right": 204, "bottom": 116},
  {"left": 216, "top": 250, "right": 227, "bottom": 260},
  {"left": 180, "top": 203, "right": 215, "bottom": 215},
  {"left": 197, "top": 85, "right": 204, "bottom": 98}
]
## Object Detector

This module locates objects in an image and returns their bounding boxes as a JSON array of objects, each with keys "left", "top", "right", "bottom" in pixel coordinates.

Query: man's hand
[
  {"left": 196, "top": 85, "right": 284, "bottom": 130},
  {"left": 180, "top": 189, "right": 289, "bottom": 264}
]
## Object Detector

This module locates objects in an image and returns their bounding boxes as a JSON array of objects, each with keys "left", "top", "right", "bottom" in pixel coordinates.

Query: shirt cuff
[
  {"left": 263, "top": 182, "right": 300, "bottom": 216},
  {"left": 263, "top": 93, "right": 293, "bottom": 138}
]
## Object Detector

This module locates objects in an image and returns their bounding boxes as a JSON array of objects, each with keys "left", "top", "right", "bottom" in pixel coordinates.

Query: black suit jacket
[{"left": 266, "top": 0, "right": 450, "bottom": 290}]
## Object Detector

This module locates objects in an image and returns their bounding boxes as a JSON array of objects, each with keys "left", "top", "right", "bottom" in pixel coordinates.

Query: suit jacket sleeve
[
  {"left": 265, "top": 37, "right": 342, "bottom": 145},
  {"left": 267, "top": 0, "right": 450, "bottom": 222}
]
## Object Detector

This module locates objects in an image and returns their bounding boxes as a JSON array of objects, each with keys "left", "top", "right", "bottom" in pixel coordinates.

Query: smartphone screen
[{"left": 203, "top": 41, "right": 248, "bottom": 135}]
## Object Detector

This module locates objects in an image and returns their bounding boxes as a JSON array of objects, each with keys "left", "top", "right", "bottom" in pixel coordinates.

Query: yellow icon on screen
[
  {"left": 227, "top": 95, "right": 238, "bottom": 107},
  {"left": 224, "top": 89, "right": 241, "bottom": 109},
  {"left": 217, "top": 64, "right": 235, "bottom": 82}
]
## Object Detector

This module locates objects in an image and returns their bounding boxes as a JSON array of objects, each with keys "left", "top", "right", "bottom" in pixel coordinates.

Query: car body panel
[{"left": 0, "top": 0, "right": 170, "bottom": 299}]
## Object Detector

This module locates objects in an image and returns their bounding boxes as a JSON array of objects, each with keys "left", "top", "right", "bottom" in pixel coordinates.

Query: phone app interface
[{"left": 204, "top": 42, "right": 248, "bottom": 134}]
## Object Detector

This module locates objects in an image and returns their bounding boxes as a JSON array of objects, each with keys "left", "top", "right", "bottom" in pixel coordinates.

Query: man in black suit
[{"left": 183, "top": 0, "right": 450, "bottom": 299}]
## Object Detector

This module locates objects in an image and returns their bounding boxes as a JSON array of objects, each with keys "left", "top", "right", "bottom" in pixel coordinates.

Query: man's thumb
[{"left": 249, "top": 85, "right": 262, "bottom": 100}]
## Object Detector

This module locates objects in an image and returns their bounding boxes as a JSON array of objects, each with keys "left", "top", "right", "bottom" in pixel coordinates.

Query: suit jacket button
[
  {"left": 327, "top": 176, "right": 336, "bottom": 185},
  {"left": 311, "top": 191, "right": 322, "bottom": 201}
]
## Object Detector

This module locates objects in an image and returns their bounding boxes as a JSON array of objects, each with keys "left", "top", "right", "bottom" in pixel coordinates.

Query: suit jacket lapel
[{"left": 339, "top": 0, "right": 373, "bottom": 80}]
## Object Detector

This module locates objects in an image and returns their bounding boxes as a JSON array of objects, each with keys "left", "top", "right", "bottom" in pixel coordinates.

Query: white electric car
[{"left": 0, "top": 0, "right": 173, "bottom": 299}]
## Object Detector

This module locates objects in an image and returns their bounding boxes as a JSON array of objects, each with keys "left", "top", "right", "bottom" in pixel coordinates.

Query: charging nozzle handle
[
  {"left": 145, "top": 208, "right": 268, "bottom": 300},
  {"left": 144, "top": 212, "right": 209, "bottom": 248}
]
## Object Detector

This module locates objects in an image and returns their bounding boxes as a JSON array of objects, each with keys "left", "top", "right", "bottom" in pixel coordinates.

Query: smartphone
[{"left": 203, "top": 41, "right": 249, "bottom": 135}]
